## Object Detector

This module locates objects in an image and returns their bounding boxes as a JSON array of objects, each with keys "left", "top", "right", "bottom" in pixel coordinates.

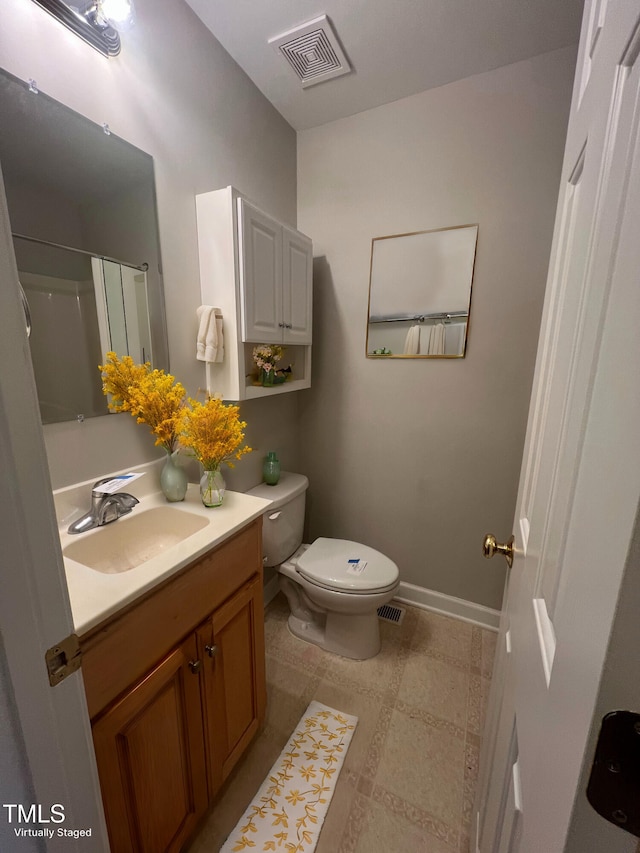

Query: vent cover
[
  {"left": 269, "top": 15, "right": 351, "bottom": 89},
  {"left": 377, "top": 604, "right": 406, "bottom": 625}
]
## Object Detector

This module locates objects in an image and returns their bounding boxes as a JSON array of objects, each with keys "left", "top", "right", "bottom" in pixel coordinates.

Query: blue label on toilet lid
[{"left": 347, "top": 559, "right": 368, "bottom": 575}]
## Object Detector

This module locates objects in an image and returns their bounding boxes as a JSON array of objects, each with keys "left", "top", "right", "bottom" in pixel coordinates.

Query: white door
[
  {"left": 282, "top": 224, "right": 313, "bottom": 345},
  {"left": 0, "top": 172, "right": 109, "bottom": 849},
  {"left": 238, "top": 197, "right": 283, "bottom": 344},
  {"left": 474, "top": 1, "right": 640, "bottom": 851}
]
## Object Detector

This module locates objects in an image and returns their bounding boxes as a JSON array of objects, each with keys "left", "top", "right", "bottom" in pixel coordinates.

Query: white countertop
[{"left": 54, "top": 460, "right": 272, "bottom": 636}]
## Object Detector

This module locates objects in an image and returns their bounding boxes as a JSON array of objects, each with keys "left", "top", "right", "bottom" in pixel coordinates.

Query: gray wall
[
  {"left": 297, "top": 47, "right": 576, "bottom": 610},
  {"left": 0, "top": 0, "right": 300, "bottom": 491}
]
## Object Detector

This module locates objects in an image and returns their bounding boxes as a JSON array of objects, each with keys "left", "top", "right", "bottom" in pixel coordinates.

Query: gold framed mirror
[{"left": 366, "top": 223, "right": 478, "bottom": 358}]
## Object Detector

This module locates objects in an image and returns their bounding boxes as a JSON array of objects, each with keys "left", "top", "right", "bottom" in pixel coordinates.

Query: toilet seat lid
[{"left": 296, "top": 538, "right": 399, "bottom": 593}]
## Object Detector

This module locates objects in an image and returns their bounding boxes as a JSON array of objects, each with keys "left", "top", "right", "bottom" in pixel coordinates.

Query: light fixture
[
  {"left": 95, "top": 0, "right": 135, "bottom": 30},
  {"left": 31, "top": 0, "right": 135, "bottom": 57}
]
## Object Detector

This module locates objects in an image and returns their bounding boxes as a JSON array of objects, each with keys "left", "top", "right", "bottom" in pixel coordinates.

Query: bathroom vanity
[{"left": 56, "top": 468, "right": 271, "bottom": 852}]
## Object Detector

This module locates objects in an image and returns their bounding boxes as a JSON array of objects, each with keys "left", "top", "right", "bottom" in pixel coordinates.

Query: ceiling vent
[{"left": 269, "top": 15, "right": 351, "bottom": 89}]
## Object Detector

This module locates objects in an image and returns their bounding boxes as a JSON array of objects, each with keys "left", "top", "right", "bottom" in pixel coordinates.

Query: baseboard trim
[
  {"left": 394, "top": 581, "right": 500, "bottom": 631},
  {"left": 263, "top": 575, "right": 500, "bottom": 631},
  {"left": 263, "top": 574, "right": 280, "bottom": 608}
]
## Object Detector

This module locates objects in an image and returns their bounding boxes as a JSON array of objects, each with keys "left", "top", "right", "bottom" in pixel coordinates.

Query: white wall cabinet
[
  {"left": 282, "top": 224, "right": 314, "bottom": 344},
  {"left": 238, "top": 199, "right": 313, "bottom": 345},
  {"left": 196, "top": 187, "right": 312, "bottom": 401}
]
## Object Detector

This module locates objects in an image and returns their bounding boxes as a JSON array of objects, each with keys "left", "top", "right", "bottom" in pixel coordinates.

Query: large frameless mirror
[
  {"left": 366, "top": 224, "right": 478, "bottom": 358},
  {"left": 0, "top": 68, "right": 168, "bottom": 424}
]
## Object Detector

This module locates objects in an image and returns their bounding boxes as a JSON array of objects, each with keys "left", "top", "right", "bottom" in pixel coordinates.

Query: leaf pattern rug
[{"left": 220, "top": 701, "right": 358, "bottom": 853}]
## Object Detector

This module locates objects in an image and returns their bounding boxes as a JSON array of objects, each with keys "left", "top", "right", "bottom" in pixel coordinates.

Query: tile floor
[{"left": 188, "top": 594, "right": 497, "bottom": 853}]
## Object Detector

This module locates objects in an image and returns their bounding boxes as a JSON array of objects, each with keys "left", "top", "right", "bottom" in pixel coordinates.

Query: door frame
[{"left": 0, "top": 166, "right": 108, "bottom": 850}]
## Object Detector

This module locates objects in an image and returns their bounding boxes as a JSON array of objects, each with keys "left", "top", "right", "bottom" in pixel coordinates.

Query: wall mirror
[
  {"left": 366, "top": 224, "right": 478, "bottom": 358},
  {"left": 0, "top": 68, "right": 168, "bottom": 424}
]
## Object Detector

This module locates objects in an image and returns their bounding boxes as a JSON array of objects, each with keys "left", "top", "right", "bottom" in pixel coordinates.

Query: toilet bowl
[{"left": 247, "top": 473, "right": 400, "bottom": 660}]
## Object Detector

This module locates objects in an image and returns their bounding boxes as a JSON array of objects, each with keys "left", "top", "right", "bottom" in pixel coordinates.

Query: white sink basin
[{"left": 63, "top": 506, "right": 209, "bottom": 574}]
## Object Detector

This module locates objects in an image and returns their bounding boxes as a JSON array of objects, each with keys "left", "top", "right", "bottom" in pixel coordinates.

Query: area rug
[{"left": 220, "top": 701, "right": 358, "bottom": 852}]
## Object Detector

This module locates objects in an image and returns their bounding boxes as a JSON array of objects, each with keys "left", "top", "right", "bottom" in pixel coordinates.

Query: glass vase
[
  {"left": 263, "top": 451, "right": 280, "bottom": 485},
  {"left": 160, "top": 450, "right": 188, "bottom": 502},
  {"left": 261, "top": 367, "right": 274, "bottom": 387},
  {"left": 200, "top": 466, "right": 226, "bottom": 508}
]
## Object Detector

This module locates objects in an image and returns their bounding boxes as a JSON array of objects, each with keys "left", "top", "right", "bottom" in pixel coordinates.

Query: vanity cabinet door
[
  {"left": 198, "top": 573, "right": 266, "bottom": 797},
  {"left": 238, "top": 198, "right": 283, "bottom": 344},
  {"left": 282, "top": 225, "right": 313, "bottom": 345},
  {"left": 92, "top": 635, "right": 208, "bottom": 853}
]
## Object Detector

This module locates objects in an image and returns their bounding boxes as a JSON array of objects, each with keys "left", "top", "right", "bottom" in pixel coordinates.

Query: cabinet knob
[
  {"left": 205, "top": 644, "right": 219, "bottom": 658},
  {"left": 188, "top": 659, "right": 202, "bottom": 674},
  {"left": 278, "top": 322, "right": 285, "bottom": 328}
]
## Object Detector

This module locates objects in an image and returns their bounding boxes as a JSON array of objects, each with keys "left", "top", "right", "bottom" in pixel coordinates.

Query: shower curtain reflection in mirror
[
  {"left": 92, "top": 258, "right": 152, "bottom": 365},
  {"left": 0, "top": 66, "right": 168, "bottom": 427},
  {"left": 16, "top": 236, "right": 151, "bottom": 424}
]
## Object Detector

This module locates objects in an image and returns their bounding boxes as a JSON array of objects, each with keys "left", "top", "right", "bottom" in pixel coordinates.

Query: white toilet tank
[{"left": 247, "top": 472, "right": 308, "bottom": 567}]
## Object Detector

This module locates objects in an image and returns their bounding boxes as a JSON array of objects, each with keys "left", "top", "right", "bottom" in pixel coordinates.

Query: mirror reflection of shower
[
  {"left": 92, "top": 257, "right": 151, "bottom": 365},
  {"left": 0, "top": 66, "right": 168, "bottom": 427},
  {"left": 14, "top": 234, "right": 151, "bottom": 425}
]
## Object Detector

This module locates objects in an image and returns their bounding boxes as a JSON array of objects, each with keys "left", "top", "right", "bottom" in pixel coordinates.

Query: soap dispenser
[{"left": 262, "top": 451, "right": 280, "bottom": 485}]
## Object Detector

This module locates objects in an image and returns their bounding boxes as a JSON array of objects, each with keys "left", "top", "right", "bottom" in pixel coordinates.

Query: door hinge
[{"left": 45, "top": 634, "right": 82, "bottom": 686}]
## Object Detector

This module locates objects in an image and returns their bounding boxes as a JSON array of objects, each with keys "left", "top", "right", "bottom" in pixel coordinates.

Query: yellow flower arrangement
[
  {"left": 99, "top": 355, "right": 252, "bottom": 506},
  {"left": 180, "top": 395, "right": 252, "bottom": 471},
  {"left": 99, "top": 352, "right": 186, "bottom": 453}
]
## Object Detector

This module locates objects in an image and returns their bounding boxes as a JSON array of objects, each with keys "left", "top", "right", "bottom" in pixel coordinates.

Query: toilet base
[
  {"left": 286, "top": 608, "right": 382, "bottom": 660},
  {"left": 277, "top": 553, "right": 399, "bottom": 660}
]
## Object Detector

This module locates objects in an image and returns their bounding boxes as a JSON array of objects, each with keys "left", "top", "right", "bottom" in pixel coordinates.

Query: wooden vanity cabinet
[
  {"left": 197, "top": 573, "right": 265, "bottom": 798},
  {"left": 80, "top": 521, "right": 266, "bottom": 853},
  {"left": 91, "top": 635, "right": 208, "bottom": 853}
]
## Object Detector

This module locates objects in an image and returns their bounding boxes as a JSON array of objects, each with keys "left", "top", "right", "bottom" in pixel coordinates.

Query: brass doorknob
[{"left": 483, "top": 534, "right": 514, "bottom": 568}]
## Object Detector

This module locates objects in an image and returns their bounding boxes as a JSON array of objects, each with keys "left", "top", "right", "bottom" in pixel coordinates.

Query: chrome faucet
[{"left": 67, "top": 477, "right": 139, "bottom": 534}]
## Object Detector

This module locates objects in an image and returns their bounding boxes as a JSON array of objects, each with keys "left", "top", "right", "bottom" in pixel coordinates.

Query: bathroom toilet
[{"left": 248, "top": 472, "right": 400, "bottom": 660}]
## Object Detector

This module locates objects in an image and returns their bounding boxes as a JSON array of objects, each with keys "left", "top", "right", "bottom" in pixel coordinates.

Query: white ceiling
[{"left": 183, "top": 0, "right": 585, "bottom": 131}]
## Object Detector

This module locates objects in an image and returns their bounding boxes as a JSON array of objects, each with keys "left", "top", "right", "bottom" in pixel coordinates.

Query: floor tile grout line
[
  {"left": 372, "top": 783, "right": 461, "bottom": 850},
  {"left": 393, "top": 698, "right": 468, "bottom": 742}
]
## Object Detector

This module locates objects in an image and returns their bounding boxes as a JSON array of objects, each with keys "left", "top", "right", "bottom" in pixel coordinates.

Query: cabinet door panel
[
  {"left": 282, "top": 225, "right": 313, "bottom": 345},
  {"left": 199, "top": 574, "right": 266, "bottom": 796},
  {"left": 92, "top": 636, "right": 207, "bottom": 853},
  {"left": 238, "top": 198, "right": 282, "bottom": 343}
]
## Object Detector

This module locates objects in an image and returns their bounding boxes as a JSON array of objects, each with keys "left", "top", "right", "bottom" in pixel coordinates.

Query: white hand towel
[
  {"left": 403, "top": 324, "right": 421, "bottom": 355},
  {"left": 428, "top": 322, "right": 446, "bottom": 355},
  {"left": 196, "top": 305, "right": 214, "bottom": 361},
  {"left": 196, "top": 306, "right": 224, "bottom": 363},
  {"left": 212, "top": 310, "right": 224, "bottom": 363},
  {"left": 444, "top": 322, "right": 466, "bottom": 356}
]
